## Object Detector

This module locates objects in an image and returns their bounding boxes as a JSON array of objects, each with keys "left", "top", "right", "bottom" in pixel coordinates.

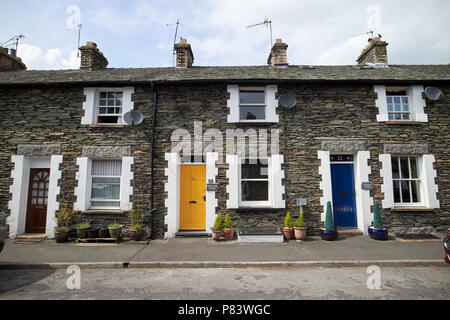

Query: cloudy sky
[{"left": 1, "top": 0, "right": 449, "bottom": 70}]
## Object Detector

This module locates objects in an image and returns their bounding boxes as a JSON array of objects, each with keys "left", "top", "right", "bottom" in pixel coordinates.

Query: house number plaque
[{"left": 207, "top": 179, "right": 219, "bottom": 191}]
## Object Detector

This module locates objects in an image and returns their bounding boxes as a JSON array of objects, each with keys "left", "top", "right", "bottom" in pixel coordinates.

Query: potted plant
[
  {"left": 223, "top": 213, "right": 234, "bottom": 241},
  {"left": 108, "top": 223, "right": 123, "bottom": 239},
  {"left": 54, "top": 202, "right": 78, "bottom": 243},
  {"left": 320, "top": 201, "right": 338, "bottom": 241},
  {"left": 76, "top": 222, "right": 91, "bottom": 239},
  {"left": 294, "top": 207, "right": 307, "bottom": 240},
  {"left": 87, "top": 227, "right": 99, "bottom": 238},
  {"left": 282, "top": 211, "right": 294, "bottom": 240},
  {"left": 98, "top": 227, "right": 110, "bottom": 238},
  {"left": 211, "top": 214, "right": 223, "bottom": 241},
  {"left": 127, "top": 205, "right": 155, "bottom": 241},
  {"left": 368, "top": 201, "right": 388, "bottom": 240}
]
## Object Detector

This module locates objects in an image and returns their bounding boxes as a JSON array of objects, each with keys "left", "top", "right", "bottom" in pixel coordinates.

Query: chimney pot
[
  {"left": 356, "top": 37, "right": 389, "bottom": 65},
  {"left": 80, "top": 41, "right": 108, "bottom": 70},
  {"left": 267, "top": 39, "right": 288, "bottom": 67},
  {"left": 174, "top": 38, "right": 194, "bottom": 68}
]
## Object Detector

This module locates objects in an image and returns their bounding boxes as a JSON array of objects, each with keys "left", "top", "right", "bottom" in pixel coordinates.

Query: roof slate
[{"left": 0, "top": 64, "right": 449, "bottom": 86}]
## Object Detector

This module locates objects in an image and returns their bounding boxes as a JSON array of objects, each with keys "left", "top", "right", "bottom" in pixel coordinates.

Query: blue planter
[
  {"left": 320, "top": 228, "right": 338, "bottom": 241},
  {"left": 368, "top": 226, "right": 388, "bottom": 240}
]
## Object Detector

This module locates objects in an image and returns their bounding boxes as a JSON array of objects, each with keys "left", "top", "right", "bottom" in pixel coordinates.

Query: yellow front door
[{"left": 180, "top": 165, "right": 206, "bottom": 230}]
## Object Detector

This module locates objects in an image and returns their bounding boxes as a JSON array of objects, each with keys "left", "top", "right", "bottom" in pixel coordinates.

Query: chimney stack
[
  {"left": 0, "top": 46, "right": 26, "bottom": 71},
  {"left": 174, "top": 38, "right": 194, "bottom": 68},
  {"left": 79, "top": 41, "right": 108, "bottom": 70},
  {"left": 267, "top": 39, "right": 288, "bottom": 67},
  {"left": 356, "top": 37, "right": 389, "bottom": 65}
]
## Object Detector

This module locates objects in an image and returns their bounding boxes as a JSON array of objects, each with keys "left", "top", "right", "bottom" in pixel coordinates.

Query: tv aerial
[
  {"left": 1, "top": 34, "right": 25, "bottom": 54},
  {"left": 123, "top": 110, "right": 144, "bottom": 125},
  {"left": 167, "top": 18, "right": 180, "bottom": 67},
  {"left": 424, "top": 87, "right": 442, "bottom": 101},
  {"left": 246, "top": 18, "right": 273, "bottom": 48},
  {"left": 278, "top": 93, "right": 297, "bottom": 109},
  {"left": 351, "top": 30, "right": 381, "bottom": 42}
]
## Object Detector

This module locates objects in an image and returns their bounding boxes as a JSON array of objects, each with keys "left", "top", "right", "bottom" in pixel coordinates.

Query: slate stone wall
[{"left": 0, "top": 82, "right": 449, "bottom": 239}]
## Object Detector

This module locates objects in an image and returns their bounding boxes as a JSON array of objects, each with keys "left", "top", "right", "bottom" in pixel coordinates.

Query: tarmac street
[{"left": 0, "top": 266, "right": 449, "bottom": 300}]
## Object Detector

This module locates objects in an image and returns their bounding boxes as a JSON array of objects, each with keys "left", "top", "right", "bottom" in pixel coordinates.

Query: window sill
[
  {"left": 82, "top": 209, "right": 126, "bottom": 215},
  {"left": 87, "top": 124, "right": 126, "bottom": 128},
  {"left": 228, "top": 121, "right": 278, "bottom": 125},
  {"left": 391, "top": 206, "right": 434, "bottom": 212},
  {"left": 384, "top": 121, "right": 424, "bottom": 125},
  {"left": 228, "top": 207, "right": 280, "bottom": 211}
]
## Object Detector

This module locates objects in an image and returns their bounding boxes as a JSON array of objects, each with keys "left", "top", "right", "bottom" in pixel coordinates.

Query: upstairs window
[
  {"left": 97, "top": 92, "right": 123, "bottom": 124},
  {"left": 386, "top": 88, "right": 410, "bottom": 121},
  {"left": 81, "top": 87, "right": 134, "bottom": 126},
  {"left": 239, "top": 89, "right": 266, "bottom": 121}
]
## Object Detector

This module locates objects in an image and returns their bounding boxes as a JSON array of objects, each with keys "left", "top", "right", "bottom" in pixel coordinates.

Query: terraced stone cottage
[{"left": 0, "top": 37, "right": 449, "bottom": 240}]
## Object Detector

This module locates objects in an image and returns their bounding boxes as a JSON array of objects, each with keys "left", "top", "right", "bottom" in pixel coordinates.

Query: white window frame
[
  {"left": 89, "top": 159, "right": 122, "bottom": 210},
  {"left": 82, "top": 87, "right": 134, "bottom": 125},
  {"left": 374, "top": 85, "right": 427, "bottom": 123},
  {"left": 386, "top": 87, "right": 411, "bottom": 121},
  {"left": 227, "top": 85, "right": 279, "bottom": 123},
  {"left": 239, "top": 157, "right": 272, "bottom": 207},
  {"left": 96, "top": 91, "right": 124, "bottom": 124},
  {"left": 379, "top": 153, "right": 439, "bottom": 209},
  {"left": 238, "top": 87, "right": 267, "bottom": 122},
  {"left": 391, "top": 155, "right": 423, "bottom": 207}
]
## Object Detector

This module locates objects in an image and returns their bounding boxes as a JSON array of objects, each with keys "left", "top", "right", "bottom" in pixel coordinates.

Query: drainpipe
[{"left": 150, "top": 81, "right": 157, "bottom": 239}]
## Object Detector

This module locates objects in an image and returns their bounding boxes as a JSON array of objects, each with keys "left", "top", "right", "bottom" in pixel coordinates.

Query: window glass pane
[
  {"left": 241, "top": 181, "right": 268, "bottom": 201},
  {"left": 92, "top": 160, "right": 122, "bottom": 176},
  {"left": 400, "top": 157, "right": 410, "bottom": 179},
  {"left": 402, "top": 114, "right": 410, "bottom": 120},
  {"left": 37, "top": 198, "right": 43, "bottom": 204},
  {"left": 394, "top": 97, "right": 401, "bottom": 111},
  {"left": 386, "top": 97, "right": 393, "bottom": 111},
  {"left": 115, "top": 99, "right": 122, "bottom": 106},
  {"left": 240, "top": 106, "right": 265, "bottom": 120},
  {"left": 388, "top": 113, "right": 394, "bottom": 120},
  {"left": 410, "top": 157, "right": 418, "bottom": 179},
  {"left": 242, "top": 160, "right": 268, "bottom": 179},
  {"left": 99, "top": 99, "right": 106, "bottom": 106},
  {"left": 401, "top": 181, "right": 411, "bottom": 203},
  {"left": 394, "top": 113, "right": 401, "bottom": 120},
  {"left": 97, "top": 116, "right": 119, "bottom": 124},
  {"left": 391, "top": 157, "right": 400, "bottom": 179},
  {"left": 401, "top": 97, "right": 409, "bottom": 111},
  {"left": 240, "top": 91, "right": 265, "bottom": 104},
  {"left": 411, "top": 180, "right": 420, "bottom": 203},
  {"left": 99, "top": 107, "right": 106, "bottom": 114},
  {"left": 107, "top": 99, "right": 115, "bottom": 106},
  {"left": 393, "top": 180, "right": 401, "bottom": 203},
  {"left": 91, "top": 182, "right": 120, "bottom": 200}
]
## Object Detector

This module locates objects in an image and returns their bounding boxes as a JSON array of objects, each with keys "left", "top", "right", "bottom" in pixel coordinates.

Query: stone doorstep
[
  {"left": 336, "top": 228, "right": 363, "bottom": 235},
  {"left": 16, "top": 233, "right": 46, "bottom": 240}
]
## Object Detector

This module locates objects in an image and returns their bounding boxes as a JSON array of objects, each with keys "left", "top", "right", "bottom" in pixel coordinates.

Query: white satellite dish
[
  {"left": 123, "top": 110, "right": 144, "bottom": 125},
  {"left": 278, "top": 93, "right": 297, "bottom": 109},
  {"left": 424, "top": 87, "right": 442, "bottom": 101}
]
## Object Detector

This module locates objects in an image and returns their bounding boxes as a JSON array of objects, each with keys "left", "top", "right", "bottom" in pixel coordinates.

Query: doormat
[{"left": 395, "top": 233, "right": 440, "bottom": 240}]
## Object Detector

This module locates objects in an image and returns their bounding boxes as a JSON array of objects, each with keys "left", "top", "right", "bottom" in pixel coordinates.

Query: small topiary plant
[
  {"left": 213, "top": 214, "right": 223, "bottom": 231},
  {"left": 324, "top": 201, "right": 334, "bottom": 231},
  {"left": 373, "top": 201, "right": 383, "bottom": 230},
  {"left": 284, "top": 211, "right": 293, "bottom": 228},
  {"left": 295, "top": 208, "right": 306, "bottom": 228},
  {"left": 224, "top": 214, "right": 233, "bottom": 229}
]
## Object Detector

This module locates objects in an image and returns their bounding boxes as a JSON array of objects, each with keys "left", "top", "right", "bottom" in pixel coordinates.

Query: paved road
[{"left": 0, "top": 266, "right": 449, "bottom": 300}]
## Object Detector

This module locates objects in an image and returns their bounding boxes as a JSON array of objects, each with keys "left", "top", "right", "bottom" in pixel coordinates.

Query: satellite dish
[
  {"left": 424, "top": 87, "right": 442, "bottom": 101},
  {"left": 123, "top": 110, "right": 144, "bottom": 125},
  {"left": 278, "top": 93, "right": 297, "bottom": 109}
]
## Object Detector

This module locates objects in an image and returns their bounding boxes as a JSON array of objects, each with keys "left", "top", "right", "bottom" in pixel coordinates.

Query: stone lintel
[
  {"left": 82, "top": 146, "right": 131, "bottom": 158},
  {"left": 321, "top": 140, "right": 366, "bottom": 153},
  {"left": 17, "top": 144, "right": 61, "bottom": 156},
  {"left": 384, "top": 144, "right": 428, "bottom": 155}
]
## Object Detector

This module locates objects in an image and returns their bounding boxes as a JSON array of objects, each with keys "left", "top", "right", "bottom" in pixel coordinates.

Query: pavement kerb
[{"left": 0, "top": 259, "right": 446, "bottom": 270}]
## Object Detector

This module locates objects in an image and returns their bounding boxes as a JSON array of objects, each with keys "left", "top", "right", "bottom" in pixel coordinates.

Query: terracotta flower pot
[
  {"left": 223, "top": 228, "right": 234, "bottom": 241},
  {"left": 211, "top": 230, "right": 223, "bottom": 241},
  {"left": 294, "top": 227, "right": 307, "bottom": 240},
  {"left": 128, "top": 229, "right": 143, "bottom": 241},
  {"left": 282, "top": 227, "right": 294, "bottom": 240},
  {"left": 54, "top": 231, "right": 69, "bottom": 243}
]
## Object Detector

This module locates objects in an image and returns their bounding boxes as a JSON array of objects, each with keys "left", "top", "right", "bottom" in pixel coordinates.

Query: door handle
[{"left": 189, "top": 201, "right": 197, "bottom": 204}]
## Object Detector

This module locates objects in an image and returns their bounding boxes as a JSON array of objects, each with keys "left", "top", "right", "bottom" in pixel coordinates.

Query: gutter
[{"left": 150, "top": 81, "right": 157, "bottom": 239}]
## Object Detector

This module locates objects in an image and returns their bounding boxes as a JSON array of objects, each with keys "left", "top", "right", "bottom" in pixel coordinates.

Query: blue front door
[{"left": 331, "top": 163, "right": 357, "bottom": 228}]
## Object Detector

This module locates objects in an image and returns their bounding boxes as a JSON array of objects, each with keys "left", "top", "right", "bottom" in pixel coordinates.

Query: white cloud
[
  {"left": 17, "top": 43, "right": 80, "bottom": 70},
  {"left": 315, "top": 37, "right": 368, "bottom": 65}
]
